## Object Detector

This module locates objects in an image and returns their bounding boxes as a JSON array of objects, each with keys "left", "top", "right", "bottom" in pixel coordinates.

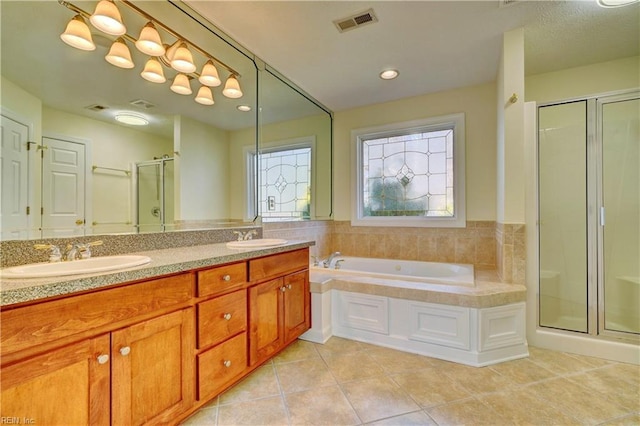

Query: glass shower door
[
  {"left": 538, "top": 101, "right": 589, "bottom": 333},
  {"left": 600, "top": 95, "right": 640, "bottom": 335}
]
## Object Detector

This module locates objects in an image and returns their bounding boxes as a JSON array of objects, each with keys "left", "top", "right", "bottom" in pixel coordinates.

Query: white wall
[
  {"left": 174, "top": 115, "right": 230, "bottom": 221},
  {"left": 333, "top": 81, "right": 497, "bottom": 222}
]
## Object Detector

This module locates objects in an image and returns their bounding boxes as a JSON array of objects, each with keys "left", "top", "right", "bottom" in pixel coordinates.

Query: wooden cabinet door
[
  {"left": 111, "top": 308, "right": 195, "bottom": 426},
  {"left": 0, "top": 334, "right": 110, "bottom": 425},
  {"left": 283, "top": 270, "right": 311, "bottom": 344},
  {"left": 248, "top": 278, "right": 284, "bottom": 365}
]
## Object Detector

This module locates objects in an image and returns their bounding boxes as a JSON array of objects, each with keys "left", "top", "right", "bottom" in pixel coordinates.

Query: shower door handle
[{"left": 600, "top": 206, "right": 605, "bottom": 226}]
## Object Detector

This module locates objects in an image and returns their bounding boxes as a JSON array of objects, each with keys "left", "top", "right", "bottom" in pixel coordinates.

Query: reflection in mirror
[
  {"left": 257, "top": 67, "right": 333, "bottom": 221},
  {"left": 0, "top": 0, "right": 260, "bottom": 241}
]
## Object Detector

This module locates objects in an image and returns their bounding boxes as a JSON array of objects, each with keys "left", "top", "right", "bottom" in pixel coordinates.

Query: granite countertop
[{"left": 0, "top": 240, "right": 314, "bottom": 307}]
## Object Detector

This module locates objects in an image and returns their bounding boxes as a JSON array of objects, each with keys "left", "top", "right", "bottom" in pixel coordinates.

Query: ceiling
[{"left": 184, "top": 0, "right": 640, "bottom": 112}]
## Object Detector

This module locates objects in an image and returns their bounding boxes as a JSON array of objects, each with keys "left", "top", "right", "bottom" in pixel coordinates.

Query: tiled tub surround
[
  {"left": 0, "top": 239, "right": 311, "bottom": 306},
  {"left": 302, "top": 264, "right": 528, "bottom": 367},
  {"left": 496, "top": 222, "right": 526, "bottom": 284},
  {"left": 263, "top": 220, "right": 333, "bottom": 261}
]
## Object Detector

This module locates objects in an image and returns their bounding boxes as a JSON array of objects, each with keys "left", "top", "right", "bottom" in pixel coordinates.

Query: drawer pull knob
[
  {"left": 223, "top": 313, "right": 232, "bottom": 321},
  {"left": 222, "top": 274, "right": 231, "bottom": 282},
  {"left": 97, "top": 354, "right": 109, "bottom": 364},
  {"left": 223, "top": 360, "right": 232, "bottom": 368},
  {"left": 119, "top": 346, "right": 131, "bottom": 356},
  {"left": 287, "top": 284, "right": 292, "bottom": 290},
  {"left": 280, "top": 286, "right": 287, "bottom": 292}
]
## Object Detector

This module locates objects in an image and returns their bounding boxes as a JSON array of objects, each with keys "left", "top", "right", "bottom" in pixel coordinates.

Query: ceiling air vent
[
  {"left": 130, "top": 99, "right": 156, "bottom": 109},
  {"left": 334, "top": 9, "right": 378, "bottom": 33},
  {"left": 85, "top": 104, "right": 109, "bottom": 112}
]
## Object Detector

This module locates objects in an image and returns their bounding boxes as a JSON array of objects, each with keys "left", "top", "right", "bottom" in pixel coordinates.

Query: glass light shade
[
  {"left": 170, "top": 74, "right": 192, "bottom": 95},
  {"left": 60, "top": 15, "right": 96, "bottom": 51},
  {"left": 135, "top": 22, "right": 165, "bottom": 56},
  {"left": 380, "top": 69, "right": 399, "bottom": 80},
  {"left": 140, "top": 57, "right": 166, "bottom": 83},
  {"left": 105, "top": 37, "right": 134, "bottom": 69},
  {"left": 222, "top": 75, "right": 243, "bottom": 98},
  {"left": 170, "top": 42, "right": 196, "bottom": 73},
  {"left": 195, "top": 86, "right": 215, "bottom": 105},
  {"left": 115, "top": 113, "right": 148, "bottom": 126},
  {"left": 90, "top": 0, "right": 126, "bottom": 36},
  {"left": 198, "top": 60, "right": 221, "bottom": 87}
]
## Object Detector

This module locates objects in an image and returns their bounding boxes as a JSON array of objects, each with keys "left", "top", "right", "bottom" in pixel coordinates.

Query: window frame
[{"left": 351, "top": 113, "right": 466, "bottom": 228}]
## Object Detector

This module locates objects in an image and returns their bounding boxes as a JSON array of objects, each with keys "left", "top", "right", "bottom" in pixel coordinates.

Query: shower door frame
[
  {"left": 537, "top": 89, "right": 639, "bottom": 343},
  {"left": 135, "top": 157, "right": 174, "bottom": 233}
]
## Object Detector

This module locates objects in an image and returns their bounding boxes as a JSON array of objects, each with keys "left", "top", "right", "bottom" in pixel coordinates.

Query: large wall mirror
[{"left": 1, "top": 1, "right": 333, "bottom": 242}]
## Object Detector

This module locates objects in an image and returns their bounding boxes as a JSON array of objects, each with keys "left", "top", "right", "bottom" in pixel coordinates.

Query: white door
[
  {"left": 0, "top": 114, "right": 30, "bottom": 240},
  {"left": 41, "top": 137, "right": 86, "bottom": 238}
]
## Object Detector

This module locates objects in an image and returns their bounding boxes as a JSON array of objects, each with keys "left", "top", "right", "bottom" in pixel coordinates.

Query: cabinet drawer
[
  {"left": 1, "top": 273, "right": 194, "bottom": 357},
  {"left": 197, "top": 332, "right": 247, "bottom": 400},
  {"left": 249, "top": 248, "right": 309, "bottom": 281},
  {"left": 197, "top": 262, "right": 247, "bottom": 297},
  {"left": 198, "top": 290, "right": 247, "bottom": 349}
]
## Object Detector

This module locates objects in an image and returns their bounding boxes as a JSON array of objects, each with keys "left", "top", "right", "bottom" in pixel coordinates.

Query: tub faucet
[{"left": 323, "top": 251, "right": 342, "bottom": 268}]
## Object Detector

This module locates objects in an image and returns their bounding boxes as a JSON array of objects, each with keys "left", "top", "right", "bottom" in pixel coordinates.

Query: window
[
  {"left": 254, "top": 139, "right": 314, "bottom": 220},
  {"left": 352, "top": 113, "right": 465, "bottom": 227}
]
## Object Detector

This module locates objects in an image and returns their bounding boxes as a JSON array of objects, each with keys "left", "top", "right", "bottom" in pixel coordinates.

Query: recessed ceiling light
[
  {"left": 380, "top": 69, "right": 399, "bottom": 80},
  {"left": 115, "top": 113, "right": 148, "bottom": 126},
  {"left": 237, "top": 105, "right": 252, "bottom": 112},
  {"left": 597, "top": 0, "right": 638, "bottom": 6}
]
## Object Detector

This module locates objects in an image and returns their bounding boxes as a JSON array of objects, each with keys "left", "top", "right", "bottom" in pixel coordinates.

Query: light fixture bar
[{"left": 57, "top": 0, "right": 240, "bottom": 78}]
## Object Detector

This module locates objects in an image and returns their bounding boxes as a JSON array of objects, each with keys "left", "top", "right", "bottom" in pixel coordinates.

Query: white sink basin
[
  {"left": 0, "top": 255, "right": 152, "bottom": 279},
  {"left": 226, "top": 238, "right": 288, "bottom": 249}
]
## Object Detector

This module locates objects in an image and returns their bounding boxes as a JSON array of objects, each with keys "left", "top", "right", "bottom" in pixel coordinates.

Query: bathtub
[
  {"left": 311, "top": 256, "right": 475, "bottom": 287},
  {"left": 303, "top": 256, "right": 528, "bottom": 367}
]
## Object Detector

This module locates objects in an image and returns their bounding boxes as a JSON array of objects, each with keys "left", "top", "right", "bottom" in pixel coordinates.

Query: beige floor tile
[
  {"left": 365, "top": 410, "right": 437, "bottom": 425},
  {"left": 567, "top": 368, "right": 640, "bottom": 412},
  {"left": 323, "top": 351, "right": 386, "bottom": 383},
  {"left": 275, "top": 358, "right": 337, "bottom": 394},
  {"left": 274, "top": 339, "right": 321, "bottom": 364},
  {"left": 527, "top": 346, "right": 603, "bottom": 375},
  {"left": 391, "top": 368, "right": 471, "bottom": 408},
  {"left": 315, "top": 336, "right": 368, "bottom": 358},
  {"left": 285, "top": 385, "right": 361, "bottom": 425},
  {"left": 181, "top": 406, "right": 217, "bottom": 425},
  {"left": 602, "top": 363, "right": 640, "bottom": 387},
  {"left": 441, "top": 362, "right": 515, "bottom": 394},
  {"left": 527, "top": 377, "right": 630, "bottom": 424},
  {"left": 365, "top": 345, "right": 435, "bottom": 374},
  {"left": 341, "top": 376, "right": 421, "bottom": 424},
  {"left": 218, "top": 363, "right": 280, "bottom": 405},
  {"left": 217, "top": 396, "right": 288, "bottom": 426},
  {"left": 488, "top": 358, "right": 558, "bottom": 385},
  {"left": 426, "top": 397, "right": 511, "bottom": 425},
  {"left": 599, "top": 413, "right": 640, "bottom": 426},
  {"left": 479, "top": 387, "right": 581, "bottom": 425}
]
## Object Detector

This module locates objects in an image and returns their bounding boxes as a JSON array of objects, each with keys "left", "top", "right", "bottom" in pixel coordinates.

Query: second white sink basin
[
  {"left": 0, "top": 255, "right": 152, "bottom": 279},
  {"left": 226, "top": 238, "right": 288, "bottom": 249}
]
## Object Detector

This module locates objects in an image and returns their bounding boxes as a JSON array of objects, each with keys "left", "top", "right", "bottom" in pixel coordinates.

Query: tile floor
[{"left": 183, "top": 337, "right": 640, "bottom": 425}]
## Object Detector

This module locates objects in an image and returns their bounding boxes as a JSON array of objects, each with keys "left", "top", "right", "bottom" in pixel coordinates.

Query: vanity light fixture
[
  {"left": 60, "top": 15, "right": 96, "bottom": 51},
  {"left": 90, "top": 0, "right": 126, "bottom": 36},
  {"left": 237, "top": 105, "right": 252, "bottom": 112},
  {"left": 115, "top": 113, "right": 148, "bottom": 126},
  {"left": 195, "top": 86, "right": 215, "bottom": 105},
  {"left": 379, "top": 69, "right": 399, "bottom": 80},
  {"left": 105, "top": 37, "right": 134, "bottom": 69},
  {"left": 135, "top": 22, "right": 165, "bottom": 56},
  {"left": 140, "top": 57, "right": 166, "bottom": 83},
  {"left": 170, "top": 74, "right": 192, "bottom": 95},
  {"left": 59, "top": 0, "right": 244, "bottom": 106},
  {"left": 222, "top": 75, "right": 243, "bottom": 98}
]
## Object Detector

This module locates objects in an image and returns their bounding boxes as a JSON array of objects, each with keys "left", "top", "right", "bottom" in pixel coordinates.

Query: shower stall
[
  {"left": 136, "top": 157, "right": 174, "bottom": 233},
  {"left": 537, "top": 91, "right": 639, "bottom": 341}
]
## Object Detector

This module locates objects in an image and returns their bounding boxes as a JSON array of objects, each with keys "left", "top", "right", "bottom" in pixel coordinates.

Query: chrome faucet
[
  {"left": 34, "top": 244, "right": 62, "bottom": 263},
  {"left": 232, "top": 230, "right": 258, "bottom": 241},
  {"left": 323, "top": 251, "right": 342, "bottom": 268},
  {"left": 34, "top": 241, "right": 103, "bottom": 262}
]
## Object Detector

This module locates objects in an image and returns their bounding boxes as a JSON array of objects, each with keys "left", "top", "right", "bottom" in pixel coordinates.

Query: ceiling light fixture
[
  {"left": 237, "top": 105, "right": 252, "bottom": 112},
  {"left": 379, "top": 69, "right": 399, "bottom": 80},
  {"left": 195, "top": 86, "right": 215, "bottom": 105},
  {"left": 90, "top": 0, "right": 126, "bottom": 36},
  {"left": 115, "top": 113, "right": 148, "bottom": 126},
  {"left": 60, "top": 14, "right": 96, "bottom": 51},
  {"left": 597, "top": 0, "right": 638, "bottom": 6},
  {"left": 58, "top": 0, "right": 243, "bottom": 106},
  {"left": 105, "top": 37, "right": 134, "bottom": 69}
]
